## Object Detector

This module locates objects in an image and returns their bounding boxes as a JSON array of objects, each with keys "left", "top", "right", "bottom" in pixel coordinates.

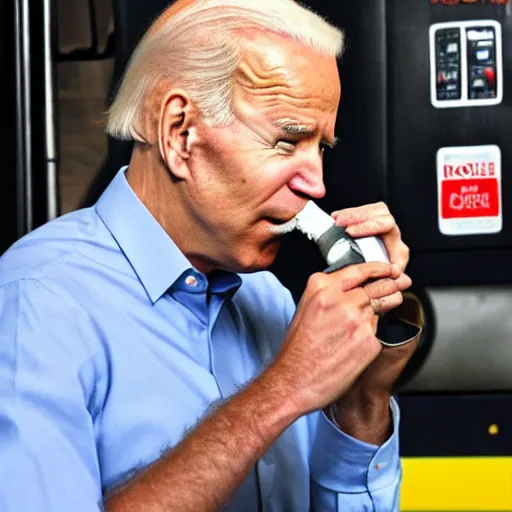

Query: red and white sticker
[{"left": 437, "top": 145, "right": 502, "bottom": 235}]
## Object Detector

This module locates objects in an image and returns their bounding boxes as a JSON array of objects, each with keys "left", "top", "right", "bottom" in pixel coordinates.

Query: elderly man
[{"left": 0, "top": 0, "right": 421, "bottom": 510}]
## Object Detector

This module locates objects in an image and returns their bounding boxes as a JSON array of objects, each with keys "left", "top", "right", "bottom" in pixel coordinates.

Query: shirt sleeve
[
  {"left": 0, "top": 279, "right": 104, "bottom": 512},
  {"left": 309, "top": 397, "right": 401, "bottom": 512}
]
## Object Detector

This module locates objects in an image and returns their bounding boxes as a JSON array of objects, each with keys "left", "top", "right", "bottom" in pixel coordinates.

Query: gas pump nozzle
[
  {"left": 291, "top": 201, "right": 421, "bottom": 347},
  {"left": 293, "top": 201, "right": 389, "bottom": 273}
]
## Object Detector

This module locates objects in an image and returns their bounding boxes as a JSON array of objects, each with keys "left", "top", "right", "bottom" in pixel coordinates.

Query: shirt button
[
  {"left": 185, "top": 275, "right": 198, "bottom": 287},
  {"left": 375, "top": 462, "right": 387, "bottom": 471}
]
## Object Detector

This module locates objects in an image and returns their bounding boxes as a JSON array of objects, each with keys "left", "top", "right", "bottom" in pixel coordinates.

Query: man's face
[{"left": 185, "top": 32, "right": 341, "bottom": 273}]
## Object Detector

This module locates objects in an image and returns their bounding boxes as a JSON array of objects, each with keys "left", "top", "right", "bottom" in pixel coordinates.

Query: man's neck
[{"left": 126, "top": 146, "right": 216, "bottom": 275}]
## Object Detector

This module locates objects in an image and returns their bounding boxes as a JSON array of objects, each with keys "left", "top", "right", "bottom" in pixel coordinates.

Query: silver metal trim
[
  {"left": 46, "top": 161, "right": 58, "bottom": 219},
  {"left": 43, "top": 0, "right": 58, "bottom": 219},
  {"left": 20, "top": 0, "right": 33, "bottom": 232},
  {"left": 14, "top": 0, "right": 25, "bottom": 235}
]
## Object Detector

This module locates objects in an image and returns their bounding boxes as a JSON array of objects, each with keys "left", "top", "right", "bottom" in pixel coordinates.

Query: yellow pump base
[{"left": 400, "top": 457, "right": 512, "bottom": 511}]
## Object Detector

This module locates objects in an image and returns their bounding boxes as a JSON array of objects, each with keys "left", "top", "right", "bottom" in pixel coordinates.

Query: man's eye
[{"left": 275, "top": 140, "right": 297, "bottom": 153}]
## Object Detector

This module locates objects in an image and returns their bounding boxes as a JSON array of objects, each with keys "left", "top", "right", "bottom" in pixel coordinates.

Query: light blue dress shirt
[{"left": 0, "top": 167, "right": 401, "bottom": 511}]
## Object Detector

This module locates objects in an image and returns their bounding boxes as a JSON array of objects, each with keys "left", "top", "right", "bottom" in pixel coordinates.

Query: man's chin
[{"left": 234, "top": 238, "right": 282, "bottom": 273}]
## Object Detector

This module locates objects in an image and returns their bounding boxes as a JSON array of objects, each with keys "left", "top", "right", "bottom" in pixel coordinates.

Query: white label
[
  {"left": 429, "top": 20, "right": 503, "bottom": 108},
  {"left": 437, "top": 145, "right": 502, "bottom": 235}
]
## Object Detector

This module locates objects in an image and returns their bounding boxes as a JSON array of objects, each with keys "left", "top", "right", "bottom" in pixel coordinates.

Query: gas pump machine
[{"left": 273, "top": 0, "right": 512, "bottom": 510}]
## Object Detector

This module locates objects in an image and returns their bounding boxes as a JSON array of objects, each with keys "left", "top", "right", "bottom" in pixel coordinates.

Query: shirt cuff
[{"left": 310, "top": 397, "right": 401, "bottom": 493}]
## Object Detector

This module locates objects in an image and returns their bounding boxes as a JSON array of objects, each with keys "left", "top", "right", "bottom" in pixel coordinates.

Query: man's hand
[
  {"left": 270, "top": 261, "right": 402, "bottom": 415},
  {"left": 331, "top": 202, "right": 411, "bottom": 315}
]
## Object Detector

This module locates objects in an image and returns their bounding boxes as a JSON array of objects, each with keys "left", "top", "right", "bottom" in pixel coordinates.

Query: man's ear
[{"left": 158, "top": 90, "right": 197, "bottom": 180}]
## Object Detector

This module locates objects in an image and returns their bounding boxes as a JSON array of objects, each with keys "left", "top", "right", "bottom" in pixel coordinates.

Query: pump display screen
[
  {"left": 466, "top": 26, "right": 498, "bottom": 100},
  {"left": 434, "top": 27, "right": 462, "bottom": 101}
]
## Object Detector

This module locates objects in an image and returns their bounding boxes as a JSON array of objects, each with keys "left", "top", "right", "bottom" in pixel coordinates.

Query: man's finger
[
  {"left": 382, "top": 231, "right": 410, "bottom": 273},
  {"left": 395, "top": 273, "right": 413, "bottom": 291},
  {"left": 364, "top": 275, "right": 412, "bottom": 312},
  {"left": 364, "top": 278, "right": 402, "bottom": 301},
  {"left": 346, "top": 214, "right": 408, "bottom": 273},
  {"left": 331, "top": 202, "right": 390, "bottom": 226},
  {"left": 371, "top": 291, "right": 404, "bottom": 315},
  {"left": 331, "top": 262, "right": 395, "bottom": 291},
  {"left": 343, "top": 216, "right": 396, "bottom": 237}
]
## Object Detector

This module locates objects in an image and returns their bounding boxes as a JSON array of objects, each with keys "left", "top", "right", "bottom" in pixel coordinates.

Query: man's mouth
[
  {"left": 265, "top": 215, "right": 300, "bottom": 235},
  {"left": 264, "top": 217, "right": 288, "bottom": 225}
]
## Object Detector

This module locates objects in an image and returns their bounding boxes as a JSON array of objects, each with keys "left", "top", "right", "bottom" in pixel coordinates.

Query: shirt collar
[{"left": 95, "top": 166, "right": 217, "bottom": 303}]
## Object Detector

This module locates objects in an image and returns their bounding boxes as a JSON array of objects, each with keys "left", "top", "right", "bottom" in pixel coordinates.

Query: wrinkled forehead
[{"left": 235, "top": 31, "right": 341, "bottom": 113}]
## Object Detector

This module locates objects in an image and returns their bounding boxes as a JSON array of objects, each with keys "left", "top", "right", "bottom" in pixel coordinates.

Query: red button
[{"left": 483, "top": 67, "right": 495, "bottom": 83}]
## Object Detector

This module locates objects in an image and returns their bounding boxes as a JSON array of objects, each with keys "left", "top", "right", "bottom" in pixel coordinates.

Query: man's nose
[{"left": 288, "top": 161, "right": 326, "bottom": 200}]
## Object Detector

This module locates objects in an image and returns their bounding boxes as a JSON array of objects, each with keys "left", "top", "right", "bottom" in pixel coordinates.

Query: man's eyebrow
[
  {"left": 275, "top": 119, "right": 314, "bottom": 135},
  {"left": 274, "top": 119, "right": 338, "bottom": 148}
]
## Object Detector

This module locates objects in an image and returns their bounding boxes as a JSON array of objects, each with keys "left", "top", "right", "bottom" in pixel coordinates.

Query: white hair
[{"left": 106, "top": 0, "right": 344, "bottom": 142}]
